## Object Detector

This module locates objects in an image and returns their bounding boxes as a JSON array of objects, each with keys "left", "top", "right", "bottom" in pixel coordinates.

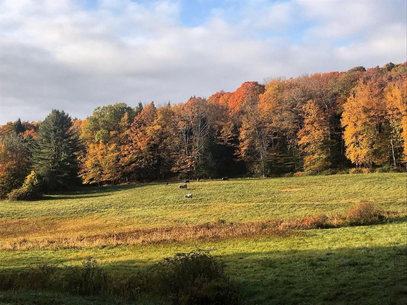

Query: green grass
[
  {"left": 0, "top": 173, "right": 406, "bottom": 304},
  {"left": 1, "top": 222, "right": 406, "bottom": 304},
  {"left": 0, "top": 173, "right": 405, "bottom": 233},
  {"left": 0, "top": 290, "right": 138, "bottom": 305}
]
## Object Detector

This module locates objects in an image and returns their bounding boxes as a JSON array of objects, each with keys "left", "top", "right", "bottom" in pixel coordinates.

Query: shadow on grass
[
  {"left": 221, "top": 245, "right": 407, "bottom": 305},
  {"left": 1, "top": 245, "right": 406, "bottom": 305},
  {"left": 0, "top": 290, "right": 131, "bottom": 305},
  {"left": 42, "top": 183, "right": 155, "bottom": 200},
  {"left": 41, "top": 194, "right": 111, "bottom": 201},
  {"left": 85, "top": 244, "right": 407, "bottom": 305},
  {"left": 53, "top": 180, "right": 201, "bottom": 197},
  {"left": 378, "top": 215, "right": 407, "bottom": 224}
]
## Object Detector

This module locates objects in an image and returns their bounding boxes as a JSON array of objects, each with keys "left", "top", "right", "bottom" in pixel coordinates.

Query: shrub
[
  {"left": 65, "top": 257, "right": 108, "bottom": 295},
  {"left": 279, "top": 214, "right": 329, "bottom": 230},
  {"left": 0, "top": 164, "right": 26, "bottom": 199},
  {"left": 7, "top": 171, "right": 42, "bottom": 201},
  {"left": 349, "top": 168, "right": 372, "bottom": 174},
  {"left": 153, "top": 249, "right": 240, "bottom": 305},
  {"left": 302, "top": 214, "right": 329, "bottom": 229},
  {"left": 0, "top": 264, "right": 62, "bottom": 291},
  {"left": 336, "top": 169, "right": 349, "bottom": 175},
  {"left": 0, "top": 271, "right": 15, "bottom": 290},
  {"left": 320, "top": 169, "right": 336, "bottom": 175},
  {"left": 108, "top": 273, "right": 151, "bottom": 300},
  {"left": 349, "top": 168, "right": 361, "bottom": 174},
  {"left": 375, "top": 164, "right": 400, "bottom": 173},
  {"left": 344, "top": 203, "right": 385, "bottom": 225},
  {"left": 24, "top": 264, "right": 61, "bottom": 290},
  {"left": 0, "top": 254, "right": 240, "bottom": 303}
]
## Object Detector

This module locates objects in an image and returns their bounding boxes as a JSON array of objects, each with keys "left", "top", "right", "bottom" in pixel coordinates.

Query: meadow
[{"left": 0, "top": 173, "right": 406, "bottom": 304}]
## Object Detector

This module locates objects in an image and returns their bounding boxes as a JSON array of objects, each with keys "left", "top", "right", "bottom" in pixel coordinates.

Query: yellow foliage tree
[
  {"left": 385, "top": 81, "right": 407, "bottom": 164},
  {"left": 342, "top": 80, "right": 389, "bottom": 168},
  {"left": 298, "top": 100, "right": 331, "bottom": 173},
  {"left": 80, "top": 141, "right": 121, "bottom": 185}
]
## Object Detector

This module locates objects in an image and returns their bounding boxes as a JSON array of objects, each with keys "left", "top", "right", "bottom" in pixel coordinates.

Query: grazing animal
[
  {"left": 222, "top": 177, "right": 229, "bottom": 181},
  {"left": 179, "top": 184, "right": 188, "bottom": 189},
  {"left": 185, "top": 194, "right": 193, "bottom": 198},
  {"left": 184, "top": 180, "right": 190, "bottom": 183}
]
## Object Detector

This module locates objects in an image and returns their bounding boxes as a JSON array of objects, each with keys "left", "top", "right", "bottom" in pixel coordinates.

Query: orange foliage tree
[
  {"left": 342, "top": 80, "right": 389, "bottom": 167},
  {"left": 385, "top": 80, "right": 407, "bottom": 165},
  {"left": 298, "top": 100, "right": 331, "bottom": 173},
  {"left": 126, "top": 102, "right": 161, "bottom": 179}
]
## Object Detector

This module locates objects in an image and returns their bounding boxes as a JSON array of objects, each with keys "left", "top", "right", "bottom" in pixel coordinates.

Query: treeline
[{"left": 0, "top": 62, "right": 406, "bottom": 198}]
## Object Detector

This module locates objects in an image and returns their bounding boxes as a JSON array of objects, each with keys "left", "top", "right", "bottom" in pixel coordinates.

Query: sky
[{"left": 0, "top": 0, "right": 406, "bottom": 124}]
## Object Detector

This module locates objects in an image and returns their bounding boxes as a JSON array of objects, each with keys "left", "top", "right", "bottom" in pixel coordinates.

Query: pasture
[{"left": 0, "top": 173, "right": 406, "bottom": 304}]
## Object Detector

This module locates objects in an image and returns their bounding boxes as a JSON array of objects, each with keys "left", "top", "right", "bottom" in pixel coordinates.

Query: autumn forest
[{"left": 0, "top": 62, "right": 406, "bottom": 199}]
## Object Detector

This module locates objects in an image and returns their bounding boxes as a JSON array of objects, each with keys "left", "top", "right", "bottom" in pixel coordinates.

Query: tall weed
[{"left": 152, "top": 249, "right": 240, "bottom": 305}]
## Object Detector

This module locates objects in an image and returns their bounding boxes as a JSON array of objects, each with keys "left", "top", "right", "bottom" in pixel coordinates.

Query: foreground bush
[
  {"left": 7, "top": 171, "right": 42, "bottom": 201},
  {"left": 0, "top": 251, "right": 240, "bottom": 304},
  {"left": 65, "top": 257, "right": 108, "bottom": 295},
  {"left": 153, "top": 249, "right": 240, "bottom": 305}
]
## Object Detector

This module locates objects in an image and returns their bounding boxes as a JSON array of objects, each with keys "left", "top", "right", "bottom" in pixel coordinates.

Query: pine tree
[
  {"left": 14, "top": 118, "right": 25, "bottom": 134},
  {"left": 33, "top": 110, "right": 81, "bottom": 190}
]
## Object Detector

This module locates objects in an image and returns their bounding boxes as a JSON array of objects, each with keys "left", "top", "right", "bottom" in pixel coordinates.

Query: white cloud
[
  {"left": 336, "top": 24, "right": 406, "bottom": 65},
  {"left": 244, "top": 0, "right": 297, "bottom": 32},
  {"left": 0, "top": 0, "right": 405, "bottom": 124},
  {"left": 296, "top": 0, "right": 405, "bottom": 39}
]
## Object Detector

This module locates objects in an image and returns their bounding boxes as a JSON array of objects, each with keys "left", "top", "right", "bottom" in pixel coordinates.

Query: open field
[{"left": 0, "top": 173, "right": 406, "bottom": 304}]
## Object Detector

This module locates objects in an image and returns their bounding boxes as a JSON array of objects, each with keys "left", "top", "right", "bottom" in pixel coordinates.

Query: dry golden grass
[
  {"left": 1, "top": 204, "right": 400, "bottom": 251},
  {"left": 1, "top": 220, "right": 297, "bottom": 251}
]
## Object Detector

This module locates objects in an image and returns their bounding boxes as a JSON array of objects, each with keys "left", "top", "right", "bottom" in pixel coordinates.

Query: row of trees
[
  {"left": 0, "top": 62, "right": 406, "bottom": 198},
  {"left": 0, "top": 112, "right": 81, "bottom": 198}
]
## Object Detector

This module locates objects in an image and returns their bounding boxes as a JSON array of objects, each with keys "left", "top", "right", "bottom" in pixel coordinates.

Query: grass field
[{"left": 0, "top": 173, "right": 406, "bottom": 304}]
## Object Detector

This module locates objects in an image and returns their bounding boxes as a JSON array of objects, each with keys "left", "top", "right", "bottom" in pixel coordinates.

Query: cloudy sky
[{"left": 0, "top": 0, "right": 405, "bottom": 124}]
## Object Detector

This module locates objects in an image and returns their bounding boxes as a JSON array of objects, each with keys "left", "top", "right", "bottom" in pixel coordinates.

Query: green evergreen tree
[
  {"left": 14, "top": 118, "right": 25, "bottom": 134},
  {"left": 135, "top": 102, "right": 144, "bottom": 115},
  {"left": 33, "top": 110, "right": 81, "bottom": 190}
]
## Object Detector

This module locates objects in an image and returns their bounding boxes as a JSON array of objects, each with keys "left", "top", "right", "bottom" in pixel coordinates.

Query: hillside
[{"left": 1, "top": 173, "right": 406, "bottom": 304}]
